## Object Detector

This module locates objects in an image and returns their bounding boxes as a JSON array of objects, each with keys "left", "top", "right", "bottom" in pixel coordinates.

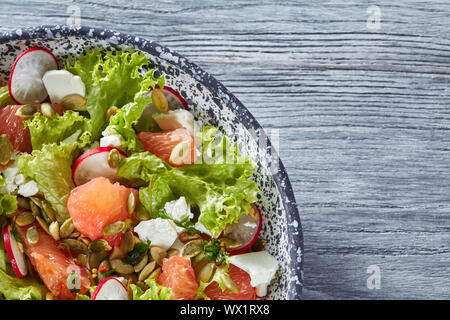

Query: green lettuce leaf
[
  {"left": 64, "top": 50, "right": 163, "bottom": 141},
  {"left": 25, "top": 111, "right": 92, "bottom": 151},
  {"left": 117, "top": 152, "right": 168, "bottom": 182},
  {"left": 0, "top": 194, "right": 17, "bottom": 217},
  {"left": 131, "top": 279, "right": 171, "bottom": 300},
  {"left": 0, "top": 239, "right": 47, "bottom": 300},
  {"left": 0, "top": 86, "right": 14, "bottom": 109},
  {"left": 194, "top": 262, "right": 237, "bottom": 300},
  {"left": 139, "top": 176, "right": 174, "bottom": 219},
  {"left": 17, "top": 142, "right": 82, "bottom": 223}
]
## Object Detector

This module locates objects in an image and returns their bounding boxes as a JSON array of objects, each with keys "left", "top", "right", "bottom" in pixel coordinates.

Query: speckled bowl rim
[{"left": 0, "top": 25, "right": 304, "bottom": 299}]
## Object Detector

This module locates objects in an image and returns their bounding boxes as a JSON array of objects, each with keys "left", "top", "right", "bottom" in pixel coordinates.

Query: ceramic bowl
[{"left": 0, "top": 25, "right": 303, "bottom": 299}]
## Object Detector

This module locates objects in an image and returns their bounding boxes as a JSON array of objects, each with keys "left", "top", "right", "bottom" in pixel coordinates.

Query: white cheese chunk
[
  {"left": 100, "top": 134, "right": 122, "bottom": 148},
  {"left": 228, "top": 251, "right": 279, "bottom": 297},
  {"left": 42, "top": 70, "right": 86, "bottom": 104},
  {"left": 153, "top": 109, "right": 195, "bottom": 137},
  {"left": 18, "top": 180, "right": 39, "bottom": 197},
  {"left": 164, "top": 196, "right": 193, "bottom": 222},
  {"left": 134, "top": 218, "right": 178, "bottom": 250}
]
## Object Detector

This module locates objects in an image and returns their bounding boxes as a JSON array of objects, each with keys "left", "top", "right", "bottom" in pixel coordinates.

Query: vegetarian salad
[{"left": 0, "top": 46, "right": 279, "bottom": 300}]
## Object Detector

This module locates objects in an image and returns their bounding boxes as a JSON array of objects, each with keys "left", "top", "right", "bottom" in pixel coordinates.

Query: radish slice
[
  {"left": 224, "top": 204, "right": 262, "bottom": 255},
  {"left": 8, "top": 47, "right": 58, "bottom": 104},
  {"left": 3, "top": 224, "right": 28, "bottom": 278},
  {"left": 72, "top": 147, "right": 127, "bottom": 186},
  {"left": 91, "top": 277, "right": 128, "bottom": 300}
]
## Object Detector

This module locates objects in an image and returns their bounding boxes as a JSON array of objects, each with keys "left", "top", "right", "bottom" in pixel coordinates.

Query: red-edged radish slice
[
  {"left": 72, "top": 147, "right": 127, "bottom": 186},
  {"left": 91, "top": 277, "right": 128, "bottom": 300},
  {"left": 155, "top": 86, "right": 188, "bottom": 110},
  {"left": 3, "top": 224, "right": 28, "bottom": 278},
  {"left": 225, "top": 204, "right": 263, "bottom": 256},
  {"left": 8, "top": 47, "right": 58, "bottom": 104}
]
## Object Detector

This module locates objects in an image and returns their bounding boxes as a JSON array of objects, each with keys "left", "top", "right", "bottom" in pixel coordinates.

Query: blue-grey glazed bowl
[{"left": 0, "top": 25, "right": 303, "bottom": 300}]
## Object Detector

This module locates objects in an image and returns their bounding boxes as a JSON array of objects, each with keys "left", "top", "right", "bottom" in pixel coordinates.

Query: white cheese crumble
[
  {"left": 164, "top": 196, "right": 193, "bottom": 222},
  {"left": 134, "top": 218, "right": 178, "bottom": 250}
]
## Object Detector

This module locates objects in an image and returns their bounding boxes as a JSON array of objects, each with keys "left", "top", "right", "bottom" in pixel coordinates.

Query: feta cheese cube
[
  {"left": 42, "top": 70, "right": 86, "bottom": 104},
  {"left": 164, "top": 196, "right": 193, "bottom": 222},
  {"left": 18, "top": 180, "right": 39, "bottom": 197},
  {"left": 134, "top": 218, "right": 178, "bottom": 250},
  {"left": 100, "top": 134, "right": 122, "bottom": 148},
  {"left": 228, "top": 251, "right": 279, "bottom": 297}
]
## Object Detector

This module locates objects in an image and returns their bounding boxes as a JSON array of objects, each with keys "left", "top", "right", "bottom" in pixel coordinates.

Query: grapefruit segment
[
  {"left": 203, "top": 264, "right": 256, "bottom": 300},
  {"left": 67, "top": 177, "right": 137, "bottom": 243},
  {"left": 0, "top": 105, "right": 32, "bottom": 153},
  {"left": 157, "top": 256, "right": 198, "bottom": 300},
  {"left": 138, "top": 128, "right": 196, "bottom": 167}
]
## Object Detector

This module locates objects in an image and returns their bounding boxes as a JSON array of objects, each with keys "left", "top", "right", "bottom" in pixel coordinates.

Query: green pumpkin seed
[
  {"left": 69, "top": 231, "right": 81, "bottom": 238},
  {"left": 35, "top": 216, "right": 49, "bottom": 234},
  {"left": 17, "top": 242, "right": 24, "bottom": 253},
  {"left": 102, "top": 221, "right": 125, "bottom": 236},
  {"left": 219, "top": 238, "right": 241, "bottom": 250},
  {"left": 89, "top": 251, "right": 107, "bottom": 270},
  {"left": 138, "top": 261, "right": 156, "bottom": 281},
  {"left": 110, "top": 259, "right": 134, "bottom": 275},
  {"left": 179, "top": 231, "right": 201, "bottom": 243},
  {"left": 29, "top": 197, "right": 43, "bottom": 208},
  {"left": 40, "top": 103, "right": 55, "bottom": 118},
  {"left": 29, "top": 200, "right": 41, "bottom": 217},
  {"left": 49, "top": 221, "right": 60, "bottom": 241},
  {"left": 59, "top": 218, "right": 75, "bottom": 239},
  {"left": 133, "top": 254, "right": 148, "bottom": 273},
  {"left": 41, "top": 201, "right": 56, "bottom": 222},
  {"left": 26, "top": 226, "right": 39, "bottom": 244},
  {"left": 135, "top": 204, "right": 150, "bottom": 221},
  {"left": 147, "top": 267, "right": 161, "bottom": 280},
  {"left": 181, "top": 239, "right": 204, "bottom": 259},
  {"left": 77, "top": 254, "right": 88, "bottom": 267},
  {"left": 15, "top": 104, "right": 37, "bottom": 118},
  {"left": 61, "top": 94, "right": 86, "bottom": 111},
  {"left": 15, "top": 211, "right": 35, "bottom": 227},
  {"left": 150, "top": 246, "right": 167, "bottom": 266},
  {"left": 120, "top": 231, "right": 135, "bottom": 254},
  {"left": 62, "top": 238, "right": 88, "bottom": 254},
  {"left": 167, "top": 249, "right": 180, "bottom": 258},
  {"left": 127, "top": 192, "right": 136, "bottom": 216},
  {"left": 16, "top": 197, "right": 31, "bottom": 210},
  {"left": 221, "top": 272, "right": 238, "bottom": 293},
  {"left": 151, "top": 88, "right": 168, "bottom": 113},
  {"left": 89, "top": 239, "right": 112, "bottom": 253},
  {"left": 106, "top": 106, "right": 118, "bottom": 123},
  {"left": 0, "top": 134, "right": 13, "bottom": 165},
  {"left": 197, "top": 262, "right": 216, "bottom": 283},
  {"left": 107, "top": 148, "right": 121, "bottom": 169}
]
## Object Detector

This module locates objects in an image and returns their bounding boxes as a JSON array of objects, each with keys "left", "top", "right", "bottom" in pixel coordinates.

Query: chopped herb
[
  {"left": 10, "top": 224, "right": 26, "bottom": 251},
  {"left": 101, "top": 268, "right": 116, "bottom": 278},
  {"left": 204, "top": 239, "right": 229, "bottom": 265},
  {"left": 159, "top": 212, "right": 198, "bottom": 235},
  {"left": 122, "top": 240, "right": 151, "bottom": 265}
]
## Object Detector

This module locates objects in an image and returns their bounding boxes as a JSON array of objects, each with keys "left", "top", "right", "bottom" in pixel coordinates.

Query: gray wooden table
[{"left": 2, "top": 0, "right": 450, "bottom": 299}]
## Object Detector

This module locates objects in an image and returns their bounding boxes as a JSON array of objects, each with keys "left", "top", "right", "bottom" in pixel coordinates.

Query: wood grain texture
[{"left": 1, "top": 0, "right": 450, "bottom": 299}]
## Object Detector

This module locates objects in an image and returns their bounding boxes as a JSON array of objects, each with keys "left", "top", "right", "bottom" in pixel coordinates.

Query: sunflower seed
[
  {"left": 15, "top": 211, "right": 35, "bottom": 227},
  {"left": 0, "top": 134, "right": 13, "bottom": 165},
  {"left": 150, "top": 246, "right": 167, "bottom": 266},
  {"left": 49, "top": 221, "right": 60, "bottom": 241},
  {"left": 102, "top": 221, "right": 125, "bottom": 236},
  {"left": 59, "top": 218, "right": 75, "bottom": 239},
  {"left": 138, "top": 261, "right": 156, "bottom": 281},
  {"left": 181, "top": 239, "right": 204, "bottom": 259},
  {"left": 40, "top": 103, "right": 55, "bottom": 118},
  {"left": 151, "top": 88, "right": 168, "bottom": 113},
  {"left": 26, "top": 226, "right": 39, "bottom": 244}
]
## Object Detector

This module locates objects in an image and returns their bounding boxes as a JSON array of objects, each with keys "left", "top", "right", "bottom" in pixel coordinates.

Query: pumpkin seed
[
  {"left": 40, "top": 102, "right": 55, "bottom": 118},
  {"left": 120, "top": 231, "right": 135, "bottom": 254},
  {"left": 167, "top": 248, "right": 180, "bottom": 257},
  {"left": 46, "top": 292, "right": 55, "bottom": 300},
  {"left": 61, "top": 94, "right": 86, "bottom": 111},
  {"left": 49, "top": 221, "right": 60, "bottom": 241},
  {"left": 15, "top": 104, "right": 37, "bottom": 118},
  {"left": 127, "top": 192, "right": 136, "bottom": 216},
  {"left": 59, "top": 218, "right": 75, "bottom": 238},
  {"left": 29, "top": 199, "right": 41, "bottom": 217},
  {"left": 151, "top": 88, "right": 168, "bottom": 113},
  {"left": 138, "top": 261, "right": 156, "bottom": 281},
  {"left": 77, "top": 254, "right": 88, "bottom": 267},
  {"left": 62, "top": 238, "right": 88, "bottom": 254},
  {"left": 109, "top": 246, "right": 126, "bottom": 260},
  {"left": 80, "top": 237, "right": 91, "bottom": 246},
  {"left": 135, "top": 204, "right": 150, "bottom": 221},
  {"left": 150, "top": 246, "right": 167, "bottom": 266},
  {"left": 107, "top": 148, "right": 121, "bottom": 169},
  {"left": 123, "top": 218, "right": 134, "bottom": 232},
  {"left": 26, "top": 226, "right": 39, "bottom": 244},
  {"left": 249, "top": 205, "right": 259, "bottom": 221},
  {"left": 197, "top": 262, "right": 216, "bottom": 283},
  {"left": 35, "top": 216, "right": 50, "bottom": 234},
  {"left": 89, "top": 251, "right": 107, "bottom": 269},
  {"left": 179, "top": 231, "right": 201, "bottom": 243},
  {"left": 15, "top": 211, "right": 35, "bottom": 227},
  {"left": 106, "top": 106, "right": 118, "bottom": 123},
  {"left": 133, "top": 254, "right": 148, "bottom": 273},
  {"left": 219, "top": 238, "right": 241, "bottom": 250},
  {"left": 17, "top": 242, "right": 24, "bottom": 253},
  {"left": 16, "top": 197, "right": 31, "bottom": 210},
  {"left": 29, "top": 197, "right": 43, "bottom": 208},
  {"left": 110, "top": 259, "right": 134, "bottom": 275},
  {"left": 41, "top": 201, "right": 56, "bottom": 222},
  {"left": 69, "top": 231, "right": 81, "bottom": 238},
  {"left": 181, "top": 239, "right": 204, "bottom": 258},
  {"left": 147, "top": 267, "right": 161, "bottom": 280},
  {"left": 102, "top": 221, "right": 125, "bottom": 236},
  {"left": 89, "top": 239, "right": 112, "bottom": 253},
  {"left": 0, "top": 134, "right": 13, "bottom": 165},
  {"left": 221, "top": 272, "right": 238, "bottom": 293}
]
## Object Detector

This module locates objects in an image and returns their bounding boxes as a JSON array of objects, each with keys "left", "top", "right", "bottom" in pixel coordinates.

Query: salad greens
[
  {"left": 0, "top": 175, "right": 17, "bottom": 217},
  {"left": 130, "top": 279, "right": 172, "bottom": 300}
]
